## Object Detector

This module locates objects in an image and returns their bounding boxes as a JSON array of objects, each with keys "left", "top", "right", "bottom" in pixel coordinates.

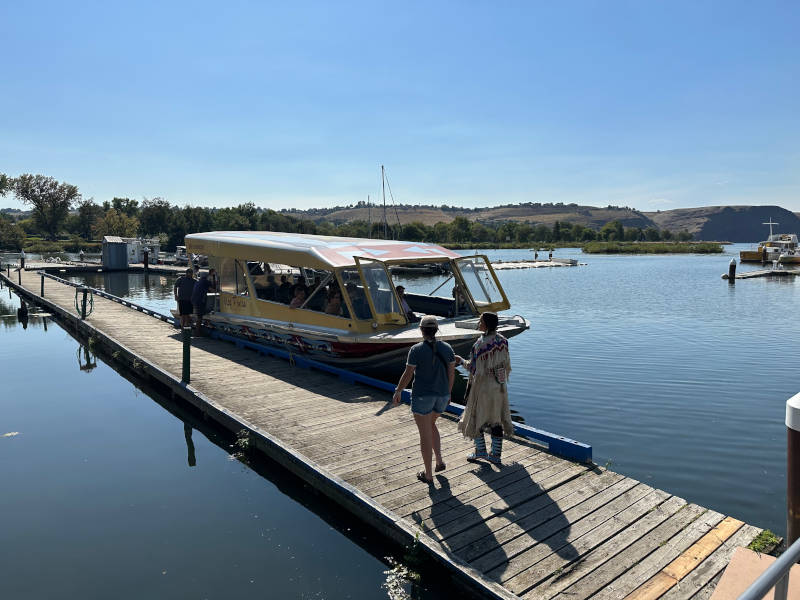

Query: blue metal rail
[{"left": 35, "top": 270, "right": 592, "bottom": 463}]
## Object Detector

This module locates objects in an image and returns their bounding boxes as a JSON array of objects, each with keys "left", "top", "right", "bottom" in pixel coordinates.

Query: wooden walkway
[{"left": 2, "top": 267, "right": 764, "bottom": 599}]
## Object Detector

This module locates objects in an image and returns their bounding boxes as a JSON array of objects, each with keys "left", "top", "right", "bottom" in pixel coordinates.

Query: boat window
[
  {"left": 219, "top": 258, "right": 249, "bottom": 296},
  {"left": 454, "top": 256, "right": 502, "bottom": 308},
  {"left": 352, "top": 259, "right": 406, "bottom": 324},
  {"left": 340, "top": 268, "right": 373, "bottom": 320}
]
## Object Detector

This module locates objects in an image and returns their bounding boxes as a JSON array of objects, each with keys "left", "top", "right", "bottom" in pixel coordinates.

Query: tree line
[{"left": 0, "top": 173, "right": 692, "bottom": 252}]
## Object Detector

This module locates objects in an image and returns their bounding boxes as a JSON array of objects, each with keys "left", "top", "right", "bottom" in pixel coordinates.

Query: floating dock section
[{"left": 1, "top": 264, "right": 767, "bottom": 599}]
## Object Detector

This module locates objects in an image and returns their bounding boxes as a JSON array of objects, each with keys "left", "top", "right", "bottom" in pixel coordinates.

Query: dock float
[{"left": 1, "top": 266, "right": 767, "bottom": 599}]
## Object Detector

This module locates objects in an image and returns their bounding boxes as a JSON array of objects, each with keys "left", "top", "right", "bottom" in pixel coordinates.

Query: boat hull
[{"left": 177, "top": 310, "right": 528, "bottom": 378}]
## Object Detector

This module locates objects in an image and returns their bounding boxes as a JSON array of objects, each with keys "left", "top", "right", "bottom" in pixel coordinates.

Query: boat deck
[{"left": 1, "top": 265, "right": 767, "bottom": 599}]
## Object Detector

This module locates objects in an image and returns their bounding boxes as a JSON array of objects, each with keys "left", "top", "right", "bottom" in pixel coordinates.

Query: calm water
[
  {"left": 2, "top": 243, "right": 795, "bottom": 588},
  {"left": 0, "top": 284, "right": 447, "bottom": 599}
]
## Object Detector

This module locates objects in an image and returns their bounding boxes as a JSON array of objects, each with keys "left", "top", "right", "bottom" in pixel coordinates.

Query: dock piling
[
  {"left": 786, "top": 393, "right": 800, "bottom": 547},
  {"left": 40, "top": 273, "right": 45, "bottom": 297},
  {"left": 80, "top": 287, "right": 88, "bottom": 319},
  {"left": 182, "top": 327, "right": 191, "bottom": 383},
  {"left": 728, "top": 258, "right": 736, "bottom": 282}
]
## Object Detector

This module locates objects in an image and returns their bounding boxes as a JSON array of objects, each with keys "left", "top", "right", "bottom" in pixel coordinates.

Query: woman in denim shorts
[{"left": 392, "top": 316, "right": 456, "bottom": 484}]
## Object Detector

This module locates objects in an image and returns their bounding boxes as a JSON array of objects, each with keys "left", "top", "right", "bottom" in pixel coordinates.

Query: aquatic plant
[{"left": 748, "top": 529, "right": 780, "bottom": 554}]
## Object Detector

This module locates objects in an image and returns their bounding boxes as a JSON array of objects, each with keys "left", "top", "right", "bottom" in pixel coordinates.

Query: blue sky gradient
[{"left": 1, "top": 1, "right": 798, "bottom": 211}]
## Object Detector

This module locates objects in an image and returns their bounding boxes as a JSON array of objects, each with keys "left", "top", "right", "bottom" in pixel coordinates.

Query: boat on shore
[{"left": 180, "top": 231, "right": 529, "bottom": 374}]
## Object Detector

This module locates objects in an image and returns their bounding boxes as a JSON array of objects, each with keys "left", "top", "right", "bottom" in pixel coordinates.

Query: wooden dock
[{"left": 1, "top": 266, "right": 766, "bottom": 599}]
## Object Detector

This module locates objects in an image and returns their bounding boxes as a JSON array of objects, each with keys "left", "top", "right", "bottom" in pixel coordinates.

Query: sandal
[
  {"left": 416, "top": 471, "right": 433, "bottom": 484},
  {"left": 487, "top": 453, "right": 502, "bottom": 465},
  {"left": 435, "top": 462, "right": 446, "bottom": 472}
]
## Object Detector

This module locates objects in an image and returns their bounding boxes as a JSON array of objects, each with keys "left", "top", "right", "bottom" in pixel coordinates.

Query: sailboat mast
[
  {"left": 367, "top": 195, "right": 371, "bottom": 239},
  {"left": 382, "top": 165, "right": 388, "bottom": 240}
]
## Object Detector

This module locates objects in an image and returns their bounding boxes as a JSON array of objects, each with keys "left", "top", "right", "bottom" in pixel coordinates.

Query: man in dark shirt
[
  {"left": 173, "top": 268, "right": 196, "bottom": 329},
  {"left": 191, "top": 268, "right": 217, "bottom": 335}
]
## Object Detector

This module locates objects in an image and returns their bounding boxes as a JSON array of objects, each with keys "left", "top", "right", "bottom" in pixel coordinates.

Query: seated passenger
[
  {"left": 345, "top": 283, "right": 371, "bottom": 320},
  {"left": 325, "top": 289, "right": 344, "bottom": 316},
  {"left": 277, "top": 275, "right": 292, "bottom": 304},
  {"left": 258, "top": 274, "right": 277, "bottom": 301},
  {"left": 396, "top": 285, "right": 418, "bottom": 322},
  {"left": 289, "top": 285, "right": 307, "bottom": 308},
  {"left": 452, "top": 285, "right": 470, "bottom": 316}
]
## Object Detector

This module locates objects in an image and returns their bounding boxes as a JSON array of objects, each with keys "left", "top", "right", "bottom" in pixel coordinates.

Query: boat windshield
[
  {"left": 454, "top": 256, "right": 506, "bottom": 310},
  {"left": 352, "top": 258, "right": 406, "bottom": 324}
]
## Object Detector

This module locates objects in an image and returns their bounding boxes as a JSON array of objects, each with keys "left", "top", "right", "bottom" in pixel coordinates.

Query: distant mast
[
  {"left": 367, "top": 195, "right": 371, "bottom": 239},
  {"left": 764, "top": 218, "right": 779, "bottom": 239},
  {"left": 381, "top": 165, "right": 388, "bottom": 239}
]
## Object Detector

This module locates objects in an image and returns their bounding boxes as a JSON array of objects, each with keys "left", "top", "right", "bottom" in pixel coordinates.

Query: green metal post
[{"left": 182, "top": 327, "right": 191, "bottom": 383}]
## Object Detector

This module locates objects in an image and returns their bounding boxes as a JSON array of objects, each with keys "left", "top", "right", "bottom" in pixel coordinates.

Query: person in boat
[
  {"left": 395, "top": 286, "right": 418, "bottom": 322},
  {"left": 451, "top": 285, "right": 469, "bottom": 316},
  {"left": 455, "top": 311, "right": 513, "bottom": 465},
  {"left": 324, "top": 287, "right": 344, "bottom": 316},
  {"left": 289, "top": 285, "right": 307, "bottom": 308},
  {"left": 277, "top": 275, "right": 292, "bottom": 303},
  {"left": 345, "top": 282, "right": 371, "bottom": 320},
  {"left": 258, "top": 274, "right": 278, "bottom": 301},
  {"left": 173, "top": 267, "right": 196, "bottom": 329},
  {"left": 191, "top": 268, "right": 217, "bottom": 335},
  {"left": 392, "top": 315, "right": 456, "bottom": 484}
]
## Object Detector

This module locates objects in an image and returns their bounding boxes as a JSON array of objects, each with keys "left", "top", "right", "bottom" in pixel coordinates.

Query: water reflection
[
  {"left": 184, "top": 423, "right": 197, "bottom": 467},
  {"left": 77, "top": 345, "right": 97, "bottom": 372}
]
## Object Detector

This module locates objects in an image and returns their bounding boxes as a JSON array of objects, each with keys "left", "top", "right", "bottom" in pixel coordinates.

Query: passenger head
[
  {"left": 396, "top": 285, "right": 405, "bottom": 296},
  {"left": 419, "top": 315, "right": 438, "bottom": 340},
  {"left": 480, "top": 311, "right": 498, "bottom": 334},
  {"left": 185, "top": 268, "right": 193, "bottom": 276}
]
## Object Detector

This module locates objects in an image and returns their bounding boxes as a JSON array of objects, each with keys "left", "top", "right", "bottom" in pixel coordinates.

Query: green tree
[
  {"left": 0, "top": 214, "right": 26, "bottom": 250},
  {"left": 449, "top": 216, "right": 472, "bottom": 242},
  {"left": 644, "top": 227, "right": 661, "bottom": 242},
  {"left": 139, "top": 198, "right": 173, "bottom": 236},
  {"left": 76, "top": 199, "right": 104, "bottom": 240},
  {"left": 111, "top": 197, "right": 140, "bottom": 217},
  {"left": 12, "top": 174, "right": 80, "bottom": 240},
  {"left": 0, "top": 173, "right": 9, "bottom": 196},
  {"left": 93, "top": 208, "right": 140, "bottom": 238}
]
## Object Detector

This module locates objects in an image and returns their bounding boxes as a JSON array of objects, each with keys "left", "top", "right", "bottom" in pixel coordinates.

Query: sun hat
[{"left": 420, "top": 315, "right": 438, "bottom": 329}]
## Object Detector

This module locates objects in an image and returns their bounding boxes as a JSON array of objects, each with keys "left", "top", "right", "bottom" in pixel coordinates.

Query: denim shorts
[{"left": 411, "top": 394, "right": 450, "bottom": 416}]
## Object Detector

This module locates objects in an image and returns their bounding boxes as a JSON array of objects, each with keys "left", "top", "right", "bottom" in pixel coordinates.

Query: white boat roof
[{"left": 185, "top": 231, "right": 462, "bottom": 269}]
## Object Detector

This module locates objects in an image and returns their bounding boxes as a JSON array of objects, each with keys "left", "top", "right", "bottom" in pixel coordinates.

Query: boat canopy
[{"left": 185, "top": 231, "right": 461, "bottom": 270}]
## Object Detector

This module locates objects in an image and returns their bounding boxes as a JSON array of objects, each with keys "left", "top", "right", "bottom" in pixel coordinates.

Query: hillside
[
  {"left": 282, "top": 203, "right": 656, "bottom": 229},
  {"left": 284, "top": 203, "right": 798, "bottom": 242},
  {"left": 645, "top": 205, "right": 800, "bottom": 242}
]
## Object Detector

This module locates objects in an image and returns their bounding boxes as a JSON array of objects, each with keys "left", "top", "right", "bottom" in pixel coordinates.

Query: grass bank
[{"left": 582, "top": 242, "right": 723, "bottom": 254}]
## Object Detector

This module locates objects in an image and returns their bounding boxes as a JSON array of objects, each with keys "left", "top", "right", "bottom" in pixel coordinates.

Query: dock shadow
[{"left": 412, "top": 457, "right": 578, "bottom": 583}]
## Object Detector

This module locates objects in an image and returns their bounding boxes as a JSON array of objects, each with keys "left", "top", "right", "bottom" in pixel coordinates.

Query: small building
[
  {"left": 121, "top": 237, "right": 160, "bottom": 264},
  {"left": 101, "top": 236, "right": 129, "bottom": 270}
]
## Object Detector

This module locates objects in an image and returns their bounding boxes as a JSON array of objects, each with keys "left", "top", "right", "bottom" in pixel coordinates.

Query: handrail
[
  {"left": 737, "top": 536, "right": 800, "bottom": 600},
  {"left": 38, "top": 271, "right": 176, "bottom": 325}
]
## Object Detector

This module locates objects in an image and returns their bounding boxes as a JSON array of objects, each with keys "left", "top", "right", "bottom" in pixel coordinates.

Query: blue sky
[{"left": 1, "top": 1, "right": 798, "bottom": 212}]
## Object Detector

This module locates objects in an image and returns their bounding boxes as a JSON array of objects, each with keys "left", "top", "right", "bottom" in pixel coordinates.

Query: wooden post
[
  {"left": 728, "top": 259, "right": 736, "bottom": 283},
  {"left": 81, "top": 287, "right": 88, "bottom": 320},
  {"left": 40, "top": 273, "right": 45, "bottom": 297},
  {"left": 18, "top": 267, "right": 22, "bottom": 285},
  {"left": 143, "top": 249, "right": 149, "bottom": 275},
  {"left": 787, "top": 393, "right": 800, "bottom": 548},
  {"left": 182, "top": 327, "right": 191, "bottom": 383}
]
